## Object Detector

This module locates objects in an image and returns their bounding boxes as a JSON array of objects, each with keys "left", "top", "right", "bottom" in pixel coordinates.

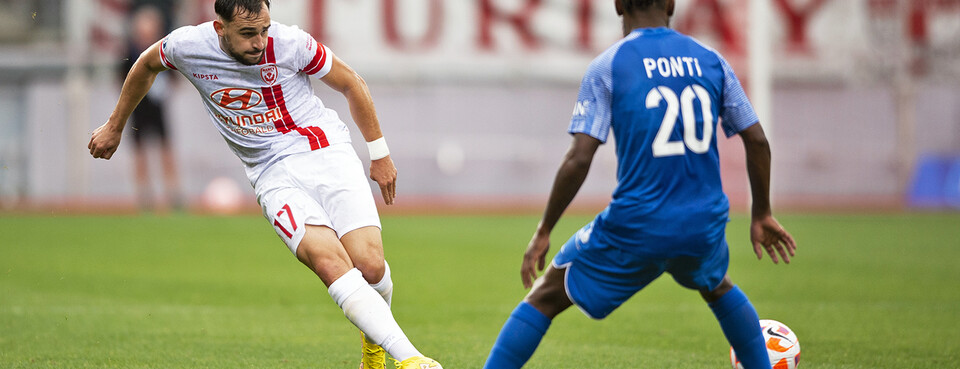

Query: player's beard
[
  {"left": 221, "top": 37, "right": 264, "bottom": 65},
  {"left": 236, "top": 49, "right": 264, "bottom": 65},
  {"left": 230, "top": 47, "right": 264, "bottom": 65}
]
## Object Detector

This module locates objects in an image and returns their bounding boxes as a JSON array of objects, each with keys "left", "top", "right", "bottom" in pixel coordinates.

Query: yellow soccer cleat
[
  {"left": 393, "top": 356, "right": 442, "bottom": 369},
  {"left": 359, "top": 331, "right": 387, "bottom": 369}
]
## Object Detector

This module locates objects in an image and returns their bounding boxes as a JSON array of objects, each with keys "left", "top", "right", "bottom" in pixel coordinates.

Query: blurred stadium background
[{"left": 0, "top": 0, "right": 958, "bottom": 214}]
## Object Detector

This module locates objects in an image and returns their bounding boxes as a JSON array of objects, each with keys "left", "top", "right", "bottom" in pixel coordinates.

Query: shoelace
[
  {"left": 392, "top": 358, "right": 440, "bottom": 369},
  {"left": 362, "top": 345, "right": 386, "bottom": 368}
]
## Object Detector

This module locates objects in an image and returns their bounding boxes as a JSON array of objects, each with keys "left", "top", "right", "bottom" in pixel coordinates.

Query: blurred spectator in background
[{"left": 122, "top": 3, "right": 182, "bottom": 212}]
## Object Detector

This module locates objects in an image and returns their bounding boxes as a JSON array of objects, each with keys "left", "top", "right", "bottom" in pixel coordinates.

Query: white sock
[
  {"left": 369, "top": 260, "right": 393, "bottom": 307},
  {"left": 328, "top": 268, "right": 422, "bottom": 361},
  {"left": 364, "top": 261, "right": 394, "bottom": 345}
]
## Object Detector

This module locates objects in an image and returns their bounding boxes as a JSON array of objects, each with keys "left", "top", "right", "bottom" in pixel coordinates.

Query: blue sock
[
  {"left": 483, "top": 302, "right": 552, "bottom": 369},
  {"left": 709, "top": 286, "right": 771, "bottom": 369}
]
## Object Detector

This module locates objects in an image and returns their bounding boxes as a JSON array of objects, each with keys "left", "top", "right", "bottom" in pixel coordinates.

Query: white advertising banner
[
  {"left": 207, "top": 0, "right": 957, "bottom": 83},
  {"left": 82, "top": 0, "right": 959, "bottom": 83}
]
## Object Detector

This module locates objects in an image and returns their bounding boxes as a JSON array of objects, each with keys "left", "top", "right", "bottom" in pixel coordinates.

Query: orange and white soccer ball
[{"left": 730, "top": 319, "right": 800, "bottom": 369}]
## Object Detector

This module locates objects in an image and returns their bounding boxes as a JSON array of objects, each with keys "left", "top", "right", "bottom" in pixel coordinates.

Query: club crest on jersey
[
  {"left": 210, "top": 88, "right": 262, "bottom": 110},
  {"left": 261, "top": 65, "right": 278, "bottom": 85}
]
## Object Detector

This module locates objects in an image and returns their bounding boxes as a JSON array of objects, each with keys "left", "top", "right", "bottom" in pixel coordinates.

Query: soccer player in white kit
[{"left": 88, "top": 1, "right": 442, "bottom": 368}]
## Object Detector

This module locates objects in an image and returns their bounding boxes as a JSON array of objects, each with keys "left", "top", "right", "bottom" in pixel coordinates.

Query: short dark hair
[
  {"left": 215, "top": 0, "right": 270, "bottom": 22},
  {"left": 619, "top": 0, "right": 666, "bottom": 14}
]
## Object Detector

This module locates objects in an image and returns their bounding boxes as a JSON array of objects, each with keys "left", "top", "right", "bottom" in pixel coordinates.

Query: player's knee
[
  {"left": 524, "top": 287, "right": 568, "bottom": 319},
  {"left": 700, "top": 275, "right": 734, "bottom": 303},
  {"left": 339, "top": 227, "right": 385, "bottom": 283},
  {"left": 353, "top": 255, "right": 385, "bottom": 284},
  {"left": 346, "top": 241, "right": 384, "bottom": 283},
  {"left": 301, "top": 250, "right": 353, "bottom": 286},
  {"left": 523, "top": 269, "right": 571, "bottom": 319}
]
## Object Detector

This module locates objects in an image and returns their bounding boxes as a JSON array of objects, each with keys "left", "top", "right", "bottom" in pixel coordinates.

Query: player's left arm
[
  {"left": 522, "top": 133, "right": 601, "bottom": 288},
  {"left": 717, "top": 52, "right": 797, "bottom": 264},
  {"left": 320, "top": 55, "right": 397, "bottom": 205}
]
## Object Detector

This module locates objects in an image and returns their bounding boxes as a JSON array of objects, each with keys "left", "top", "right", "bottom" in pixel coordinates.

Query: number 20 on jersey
[{"left": 646, "top": 84, "right": 714, "bottom": 158}]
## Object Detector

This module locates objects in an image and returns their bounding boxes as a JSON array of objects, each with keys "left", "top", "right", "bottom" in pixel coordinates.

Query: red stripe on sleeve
[
  {"left": 159, "top": 38, "right": 177, "bottom": 70},
  {"left": 304, "top": 43, "right": 327, "bottom": 75}
]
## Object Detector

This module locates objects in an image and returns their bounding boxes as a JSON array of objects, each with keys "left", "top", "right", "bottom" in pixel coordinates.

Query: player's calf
[{"left": 708, "top": 285, "right": 771, "bottom": 369}]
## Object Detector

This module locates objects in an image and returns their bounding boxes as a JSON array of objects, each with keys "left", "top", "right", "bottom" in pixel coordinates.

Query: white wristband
[{"left": 366, "top": 137, "right": 390, "bottom": 160}]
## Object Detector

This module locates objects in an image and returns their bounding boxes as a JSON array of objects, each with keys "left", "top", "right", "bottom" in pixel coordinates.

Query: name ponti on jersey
[{"left": 642, "top": 57, "right": 703, "bottom": 78}]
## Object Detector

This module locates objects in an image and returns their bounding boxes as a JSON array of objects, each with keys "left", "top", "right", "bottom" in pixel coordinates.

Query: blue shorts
[{"left": 551, "top": 221, "right": 729, "bottom": 319}]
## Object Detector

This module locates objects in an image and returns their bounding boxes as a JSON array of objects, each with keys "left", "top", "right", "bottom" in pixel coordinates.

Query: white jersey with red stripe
[{"left": 158, "top": 21, "right": 350, "bottom": 184}]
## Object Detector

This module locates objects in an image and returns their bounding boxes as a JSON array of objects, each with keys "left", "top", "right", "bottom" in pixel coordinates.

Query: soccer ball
[
  {"left": 201, "top": 176, "right": 244, "bottom": 214},
  {"left": 730, "top": 319, "right": 800, "bottom": 369}
]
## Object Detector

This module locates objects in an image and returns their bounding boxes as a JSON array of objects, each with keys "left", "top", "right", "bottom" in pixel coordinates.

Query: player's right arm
[
  {"left": 521, "top": 51, "right": 611, "bottom": 288},
  {"left": 522, "top": 133, "right": 601, "bottom": 288},
  {"left": 88, "top": 40, "right": 168, "bottom": 160},
  {"left": 740, "top": 123, "right": 797, "bottom": 264}
]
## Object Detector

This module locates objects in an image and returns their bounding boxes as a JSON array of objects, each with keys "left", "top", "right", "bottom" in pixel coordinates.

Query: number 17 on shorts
[{"left": 274, "top": 203, "right": 297, "bottom": 238}]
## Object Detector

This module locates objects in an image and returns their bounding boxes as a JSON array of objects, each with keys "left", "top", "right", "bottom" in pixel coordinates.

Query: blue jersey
[{"left": 569, "top": 27, "right": 758, "bottom": 258}]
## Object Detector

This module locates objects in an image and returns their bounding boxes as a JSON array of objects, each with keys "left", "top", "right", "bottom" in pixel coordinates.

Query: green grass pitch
[{"left": 2, "top": 212, "right": 959, "bottom": 368}]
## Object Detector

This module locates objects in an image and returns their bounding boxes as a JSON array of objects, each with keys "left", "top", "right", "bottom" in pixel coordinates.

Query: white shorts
[{"left": 254, "top": 143, "right": 381, "bottom": 255}]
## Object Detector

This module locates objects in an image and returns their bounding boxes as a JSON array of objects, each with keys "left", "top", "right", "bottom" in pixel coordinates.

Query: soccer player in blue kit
[{"left": 482, "top": 0, "right": 797, "bottom": 368}]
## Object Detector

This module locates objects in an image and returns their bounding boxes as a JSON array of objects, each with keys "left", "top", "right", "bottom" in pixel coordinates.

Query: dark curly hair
[
  {"left": 619, "top": 0, "right": 667, "bottom": 14},
  {"left": 215, "top": 0, "right": 271, "bottom": 22}
]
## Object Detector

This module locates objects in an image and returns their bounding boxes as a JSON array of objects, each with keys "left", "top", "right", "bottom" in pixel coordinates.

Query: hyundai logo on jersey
[{"left": 210, "top": 88, "right": 263, "bottom": 110}]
